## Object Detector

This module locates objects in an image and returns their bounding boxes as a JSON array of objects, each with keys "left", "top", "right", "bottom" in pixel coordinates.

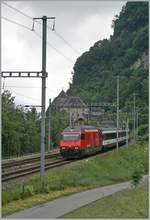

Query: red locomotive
[
  {"left": 59, "top": 125, "right": 103, "bottom": 158},
  {"left": 59, "top": 125, "right": 126, "bottom": 158}
]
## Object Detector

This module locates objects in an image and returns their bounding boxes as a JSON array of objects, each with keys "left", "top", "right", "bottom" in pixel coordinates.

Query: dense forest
[
  {"left": 67, "top": 1, "right": 148, "bottom": 134},
  {"left": 2, "top": 2, "right": 148, "bottom": 158},
  {"left": 2, "top": 91, "right": 41, "bottom": 158}
]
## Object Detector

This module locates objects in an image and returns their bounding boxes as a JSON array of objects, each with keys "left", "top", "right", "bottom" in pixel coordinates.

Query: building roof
[
  {"left": 57, "top": 90, "right": 67, "bottom": 98},
  {"left": 63, "top": 96, "right": 87, "bottom": 108},
  {"left": 52, "top": 90, "right": 68, "bottom": 106}
]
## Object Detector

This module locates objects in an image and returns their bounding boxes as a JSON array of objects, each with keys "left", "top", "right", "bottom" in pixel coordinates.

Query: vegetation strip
[
  {"left": 2, "top": 141, "right": 148, "bottom": 216},
  {"left": 63, "top": 183, "right": 148, "bottom": 219}
]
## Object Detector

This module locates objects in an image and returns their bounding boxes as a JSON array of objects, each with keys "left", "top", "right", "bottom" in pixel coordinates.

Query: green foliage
[
  {"left": 133, "top": 25, "right": 148, "bottom": 52},
  {"left": 20, "top": 184, "right": 34, "bottom": 199},
  {"left": 2, "top": 91, "right": 41, "bottom": 159},
  {"left": 132, "top": 170, "right": 143, "bottom": 187},
  {"left": 138, "top": 124, "right": 148, "bottom": 137},
  {"left": 112, "top": 2, "right": 148, "bottom": 36},
  {"left": 67, "top": 2, "right": 148, "bottom": 132}
]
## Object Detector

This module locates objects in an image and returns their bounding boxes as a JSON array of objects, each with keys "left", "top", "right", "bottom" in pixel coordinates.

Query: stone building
[
  {"left": 52, "top": 90, "right": 107, "bottom": 123},
  {"left": 63, "top": 96, "right": 89, "bottom": 122},
  {"left": 52, "top": 90, "right": 68, "bottom": 111},
  {"left": 52, "top": 90, "right": 89, "bottom": 122}
]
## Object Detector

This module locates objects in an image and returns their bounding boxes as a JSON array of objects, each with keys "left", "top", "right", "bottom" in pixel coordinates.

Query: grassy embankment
[
  {"left": 2, "top": 141, "right": 148, "bottom": 216},
  {"left": 64, "top": 182, "right": 148, "bottom": 218}
]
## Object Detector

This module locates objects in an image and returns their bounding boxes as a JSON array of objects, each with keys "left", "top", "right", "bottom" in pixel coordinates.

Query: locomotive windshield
[{"left": 62, "top": 134, "right": 81, "bottom": 141}]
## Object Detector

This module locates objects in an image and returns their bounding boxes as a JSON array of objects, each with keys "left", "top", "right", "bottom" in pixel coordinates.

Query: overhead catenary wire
[
  {"left": 33, "top": 31, "right": 74, "bottom": 63},
  {"left": 4, "top": 85, "right": 58, "bottom": 93},
  {"left": 53, "top": 30, "right": 80, "bottom": 55},
  {"left": 2, "top": 4, "right": 75, "bottom": 104},
  {"left": 47, "top": 23, "right": 80, "bottom": 55},
  {"left": 2, "top": 1, "right": 80, "bottom": 55},
  {"left": 4, "top": 86, "right": 41, "bottom": 89},
  {"left": 2, "top": 16, "right": 32, "bottom": 31},
  {"left": 2, "top": 16, "right": 74, "bottom": 64},
  {"left": 8, "top": 89, "right": 40, "bottom": 102},
  {"left": 2, "top": 1, "right": 33, "bottom": 20}
]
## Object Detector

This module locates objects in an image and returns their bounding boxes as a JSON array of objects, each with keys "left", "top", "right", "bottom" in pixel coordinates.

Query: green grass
[
  {"left": 63, "top": 182, "right": 148, "bottom": 218},
  {"left": 2, "top": 141, "right": 148, "bottom": 216}
]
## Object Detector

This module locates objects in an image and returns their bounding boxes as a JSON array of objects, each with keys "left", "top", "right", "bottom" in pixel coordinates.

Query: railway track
[
  {"left": 2, "top": 143, "right": 126, "bottom": 183},
  {"left": 2, "top": 150, "right": 59, "bottom": 170},
  {"left": 2, "top": 158, "right": 73, "bottom": 182}
]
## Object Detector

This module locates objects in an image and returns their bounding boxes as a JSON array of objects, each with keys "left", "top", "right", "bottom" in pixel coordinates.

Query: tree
[{"left": 2, "top": 91, "right": 41, "bottom": 158}]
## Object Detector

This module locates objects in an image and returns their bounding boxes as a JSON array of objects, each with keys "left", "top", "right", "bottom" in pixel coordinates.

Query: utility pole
[
  {"left": 136, "top": 111, "right": 138, "bottom": 140},
  {"left": 40, "top": 16, "right": 47, "bottom": 191},
  {"left": 116, "top": 75, "right": 119, "bottom": 151},
  {"left": 69, "top": 110, "right": 72, "bottom": 127},
  {"left": 0, "top": 2, "right": 1, "bottom": 161},
  {"left": 126, "top": 118, "right": 129, "bottom": 148},
  {"left": 48, "top": 98, "right": 51, "bottom": 152},
  {"left": 133, "top": 93, "right": 136, "bottom": 143},
  {"left": 33, "top": 16, "right": 55, "bottom": 191}
]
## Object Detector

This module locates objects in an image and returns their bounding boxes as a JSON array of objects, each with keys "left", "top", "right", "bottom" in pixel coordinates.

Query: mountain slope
[{"left": 67, "top": 1, "right": 148, "bottom": 119}]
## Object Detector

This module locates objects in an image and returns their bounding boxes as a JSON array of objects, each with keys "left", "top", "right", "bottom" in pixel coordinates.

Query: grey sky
[{"left": 2, "top": 1, "right": 126, "bottom": 108}]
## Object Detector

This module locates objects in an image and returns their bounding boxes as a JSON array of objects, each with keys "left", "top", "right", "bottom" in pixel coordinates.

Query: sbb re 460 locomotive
[{"left": 59, "top": 125, "right": 126, "bottom": 159}]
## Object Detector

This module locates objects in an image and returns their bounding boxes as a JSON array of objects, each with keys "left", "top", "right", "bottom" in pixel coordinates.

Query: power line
[
  {"left": 2, "top": 15, "right": 74, "bottom": 64},
  {"left": 53, "top": 30, "right": 80, "bottom": 55},
  {"left": 34, "top": 31, "right": 74, "bottom": 63},
  {"left": 2, "top": 2, "right": 33, "bottom": 20},
  {"left": 5, "top": 86, "right": 41, "bottom": 88},
  {"left": 7, "top": 89, "right": 40, "bottom": 102},
  {"left": 47, "top": 24, "right": 80, "bottom": 55},
  {"left": 2, "top": 16, "right": 32, "bottom": 31},
  {"left": 2, "top": 1, "right": 80, "bottom": 55},
  {"left": 4, "top": 85, "right": 57, "bottom": 93}
]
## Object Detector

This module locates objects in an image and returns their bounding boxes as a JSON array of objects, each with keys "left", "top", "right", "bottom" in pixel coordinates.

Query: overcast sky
[{"left": 2, "top": 1, "right": 126, "bottom": 109}]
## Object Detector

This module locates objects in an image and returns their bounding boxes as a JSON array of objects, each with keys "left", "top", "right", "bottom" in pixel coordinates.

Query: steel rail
[
  {"left": 2, "top": 151, "right": 59, "bottom": 169},
  {"left": 2, "top": 141, "right": 127, "bottom": 183},
  {"left": 2, "top": 158, "right": 73, "bottom": 182}
]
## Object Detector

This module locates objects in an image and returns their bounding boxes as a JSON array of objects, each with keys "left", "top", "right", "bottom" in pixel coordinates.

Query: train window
[
  {"left": 104, "top": 133, "right": 116, "bottom": 140},
  {"left": 62, "top": 134, "right": 80, "bottom": 141}
]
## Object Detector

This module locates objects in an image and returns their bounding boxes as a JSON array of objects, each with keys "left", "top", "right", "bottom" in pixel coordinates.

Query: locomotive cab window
[{"left": 62, "top": 134, "right": 80, "bottom": 141}]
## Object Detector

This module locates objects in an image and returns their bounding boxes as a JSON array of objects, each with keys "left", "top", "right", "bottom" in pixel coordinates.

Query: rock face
[{"left": 131, "top": 52, "right": 148, "bottom": 70}]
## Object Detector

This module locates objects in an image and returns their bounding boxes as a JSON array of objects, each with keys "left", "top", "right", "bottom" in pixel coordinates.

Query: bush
[
  {"left": 132, "top": 169, "right": 143, "bottom": 187},
  {"left": 20, "top": 184, "right": 34, "bottom": 199}
]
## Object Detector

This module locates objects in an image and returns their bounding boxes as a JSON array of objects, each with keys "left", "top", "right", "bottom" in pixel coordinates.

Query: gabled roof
[
  {"left": 52, "top": 90, "right": 68, "bottom": 106},
  {"left": 57, "top": 90, "right": 67, "bottom": 98},
  {"left": 63, "top": 96, "right": 87, "bottom": 108}
]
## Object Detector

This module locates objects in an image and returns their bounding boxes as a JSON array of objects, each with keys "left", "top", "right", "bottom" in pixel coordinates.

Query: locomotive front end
[{"left": 59, "top": 132, "right": 84, "bottom": 158}]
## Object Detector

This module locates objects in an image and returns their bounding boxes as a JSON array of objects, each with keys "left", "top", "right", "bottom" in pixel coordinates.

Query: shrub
[{"left": 132, "top": 169, "right": 143, "bottom": 187}]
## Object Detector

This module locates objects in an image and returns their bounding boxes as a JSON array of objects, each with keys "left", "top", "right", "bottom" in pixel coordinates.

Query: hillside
[{"left": 66, "top": 2, "right": 148, "bottom": 132}]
